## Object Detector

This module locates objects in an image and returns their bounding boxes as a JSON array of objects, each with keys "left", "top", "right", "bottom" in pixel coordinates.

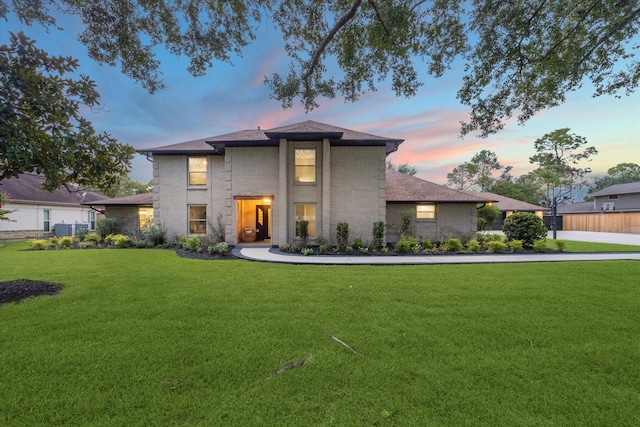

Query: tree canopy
[
  {"left": 446, "top": 150, "right": 510, "bottom": 191},
  {"left": 590, "top": 163, "right": 640, "bottom": 192},
  {"left": 3, "top": 0, "right": 639, "bottom": 137},
  {"left": 0, "top": 31, "right": 135, "bottom": 191}
]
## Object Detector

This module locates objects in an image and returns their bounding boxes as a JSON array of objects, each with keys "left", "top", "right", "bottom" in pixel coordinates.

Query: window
[
  {"left": 295, "top": 149, "right": 316, "bottom": 183},
  {"left": 88, "top": 211, "right": 96, "bottom": 230},
  {"left": 295, "top": 204, "right": 316, "bottom": 237},
  {"left": 189, "top": 205, "right": 207, "bottom": 234},
  {"left": 43, "top": 209, "right": 50, "bottom": 232},
  {"left": 188, "top": 157, "right": 207, "bottom": 186},
  {"left": 138, "top": 208, "right": 154, "bottom": 229},
  {"left": 416, "top": 204, "right": 436, "bottom": 219},
  {"left": 608, "top": 194, "right": 619, "bottom": 200}
]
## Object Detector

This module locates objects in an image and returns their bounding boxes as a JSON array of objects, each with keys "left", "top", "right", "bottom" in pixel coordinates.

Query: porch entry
[{"left": 235, "top": 197, "right": 272, "bottom": 244}]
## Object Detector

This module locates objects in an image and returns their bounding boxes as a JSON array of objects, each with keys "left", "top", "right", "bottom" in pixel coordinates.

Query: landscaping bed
[{"left": 0, "top": 279, "right": 63, "bottom": 305}]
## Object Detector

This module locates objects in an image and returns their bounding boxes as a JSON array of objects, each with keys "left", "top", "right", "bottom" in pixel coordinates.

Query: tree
[
  {"left": 3, "top": 1, "right": 639, "bottom": 137},
  {"left": 387, "top": 161, "right": 417, "bottom": 176},
  {"left": 0, "top": 32, "right": 136, "bottom": 191},
  {"left": 97, "top": 176, "right": 153, "bottom": 198},
  {"left": 446, "top": 150, "right": 508, "bottom": 191},
  {"left": 590, "top": 163, "right": 640, "bottom": 192},
  {"left": 0, "top": 191, "right": 15, "bottom": 221},
  {"left": 477, "top": 204, "right": 501, "bottom": 232},
  {"left": 490, "top": 172, "right": 544, "bottom": 206},
  {"left": 529, "top": 128, "right": 598, "bottom": 206}
]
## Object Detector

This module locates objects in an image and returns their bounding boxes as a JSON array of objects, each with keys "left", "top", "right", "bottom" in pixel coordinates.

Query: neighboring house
[
  {"left": 139, "top": 120, "right": 488, "bottom": 246},
  {"left": 463, "top": 191, "right": 549, "bottom": 230},
  {"left": 0, "top": 173, "right": 105, "bottom": 240},
  {"left": 83, "top": 193, "right": 154, "bottom": 235},
  {"left": 556, "top": 182, "right": 640, "bottom": 234},
  {"left": 386, "top": 170, "right": 489, "bottom": 241}
]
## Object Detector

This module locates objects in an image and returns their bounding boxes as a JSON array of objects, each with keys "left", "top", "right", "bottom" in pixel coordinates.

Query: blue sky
[{"left": 4, "top": 12, "right": 639, "bottom": 185}]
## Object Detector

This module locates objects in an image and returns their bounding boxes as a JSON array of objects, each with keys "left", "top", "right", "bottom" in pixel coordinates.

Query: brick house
[{"left": 139, "top": 120, "right": 488, "bottom": 246}]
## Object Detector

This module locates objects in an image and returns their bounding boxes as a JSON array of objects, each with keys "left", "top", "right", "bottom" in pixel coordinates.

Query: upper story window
[
  {"left": 188, "top": 157, "right": 207, "bottom": 186},
  {"left": 295, "top": 149, "right": 316, "bottom": 183},
  {"left": 608, "top": 194, "right": 619, "bottom": 200},
  {"left": 416, "top": 204, "right": 436, "bottom": 219}
]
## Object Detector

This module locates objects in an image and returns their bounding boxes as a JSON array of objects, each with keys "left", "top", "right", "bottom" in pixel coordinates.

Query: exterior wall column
[
  {"left": 224, "top": 150, "right": 233, "bottom": 243},
  {"left": 278, "top": 138, "right": 288, "bottom": 244},
  {"left": 322, "top": 138, "right": 331, "bottom": 240}
]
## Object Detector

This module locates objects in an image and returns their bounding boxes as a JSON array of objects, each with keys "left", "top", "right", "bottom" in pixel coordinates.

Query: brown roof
[
  {"left": 85, "top": 193, "right": 153, "bottom": 206},
  {"left": 464, "top": 191, "right": 548, "bottom": 211},
  {"left": 139, "top": 120, "right": 403, "bottom": 155},
  {"left": 386, "top": 170, "right": 491, "bottom": 203},
  {"left": 1, "top": 173, "right": 106, "bottom": 205}
]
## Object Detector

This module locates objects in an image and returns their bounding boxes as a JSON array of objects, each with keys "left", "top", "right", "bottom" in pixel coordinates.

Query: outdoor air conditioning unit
[
  {"left": 602, "top": 202, "right": 615, "bottom": 212},
  {"left": 54, "top": 223, "right": 89, "bottom": 237}
]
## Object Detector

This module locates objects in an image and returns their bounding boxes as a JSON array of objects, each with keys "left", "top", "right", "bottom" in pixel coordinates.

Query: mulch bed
[{"left": 0, "top": 279, "right": 63, "bottom": 305}]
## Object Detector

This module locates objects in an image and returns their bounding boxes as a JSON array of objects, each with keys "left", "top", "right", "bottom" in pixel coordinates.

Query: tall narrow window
[
  {"left": 189, "top": 205, "right": 207, "bottom": 234},
  {"left": 88, "top": 211, "right": 96, "bottom": 230},
  {"left": 295, "top": 204, "right": 316, "bottom": 237},
  {"left": 188, "top": 157, "right": 207, "bottom": 186},
  {"left": 43, "top": 209, "right": 51, "bottom": 232},
  {"left": 295, "top": 149, "right": 316, "bottom": 183},
  {"left": 416, "top": 204, "right": 436, "bottom": 219},
  {"left": 138, "top": 208, "right": 154, "bottom": 229}
]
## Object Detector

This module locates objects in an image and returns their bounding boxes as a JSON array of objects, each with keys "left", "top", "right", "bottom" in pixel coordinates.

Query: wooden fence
[{"left": 561, "top": 212, "right": 640, "bottom": 234}]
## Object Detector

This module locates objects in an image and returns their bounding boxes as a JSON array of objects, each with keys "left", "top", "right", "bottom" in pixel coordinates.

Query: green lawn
[{"left": 1, "top": 242, "right": 639, "bottom": 426}]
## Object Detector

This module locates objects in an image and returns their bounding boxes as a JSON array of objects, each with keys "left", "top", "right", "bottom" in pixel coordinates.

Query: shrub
[
  {"left": 502, "top": 212, "right": 547, "bottom": 248},
  {"left": 421, "top": 238, "right": 433, "bottom": 250},
  {"left": 399, "top": 209, "right": 415, "bottom": 236},
  {"left": 509, "top": 240, "right": 524, "bottom": 252},
  {"left": 553, "top": 239, "right": 567, "bottom": 252},
  {"left": 113, "top": 234, "right": 132, "bottom": 248},
  {"left": 182, "top": 236, "right": 201, "bottom": 251},
  {"left": 486, "top": 240, "right": 507, "bottom": 253},
  {"left": 75, "top": 227, "right": 89, "bottom": 242},
  {"left": 58, "top": 236, "right": 73, "bottom": 248},
  {"left": 301, "top": 247, "right": 314, "bottom": 256},
  {"left": 278, "top": 243, "right": 291, "bottom": 252},
  {"left": 395, "top": 235, "right": 418, "bottom": 253},
  {"left": 345, "top": 246, "right": 354, "bottom": 254},
  {"left": 477, "top": 205, "right": 501, "bottom": 232},
  {"left": 207, "top": 213, "right": 225, "bottom": 244},
  {"left": 298, "top": 220, "right": 309, "bottom": 248},
  {"left": 533, "top": 239, "right": 548, "bottom": 252},
  {"left": 142, "top": 223, "right": 167, "bottom": 247},
  {"left": 318, "top": 244, "right": 328, "bottom": 255},
  {"left": 80, "top": 241, "right": 96, "bottom": 249},
  {"left": 372, "top": 221, "right": 385, "bottom": 251},
  {"left": 84, "top": 232, "right": 102, "bottom": 243},
  {"left": 315, "top": 236, "right": 328, "bottom": 246},
  {"left": 47, "top": 236, "right": 59, "bottom": 248},
  {"left": 96, "top": 218, "right": 117, "bottom": 238},
  {"left": 337, "top": 222, "right": 349, "bottom": 250},
  {"left": 28, "top": 239, "right": 47, "bottom": 250},
  {"left": 353, "top": 237, "right": 363, "bottom": 250},
  {"left": 466, "top": 239, "right": 481, "bottom": 253},
  {"left": 208, "top": 242, "right": 229, "bottom": 256},
  {"left": 446, "top": 238, "right": 463, "bottom": 252}
]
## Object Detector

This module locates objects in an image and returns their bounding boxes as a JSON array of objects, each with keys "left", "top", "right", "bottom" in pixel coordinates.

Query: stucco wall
[
  {"left": 386, "top": 203, "right": 478, "bottom": 243},
  {"left": 595, "top": 193, "right": 640, "bottom": 211},
  {"left": 329, "top": 146, "right": 386, "bottom": 245}
]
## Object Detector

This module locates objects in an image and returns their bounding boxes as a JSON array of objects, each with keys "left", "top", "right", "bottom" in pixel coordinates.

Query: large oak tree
[{"left": 2, "top": 0, "right": 639, "bottom": 137}]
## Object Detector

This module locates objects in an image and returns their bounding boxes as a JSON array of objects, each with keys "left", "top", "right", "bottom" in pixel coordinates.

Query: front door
[{"left": 255, "top": 205, "right": 270, "bottom": 241}]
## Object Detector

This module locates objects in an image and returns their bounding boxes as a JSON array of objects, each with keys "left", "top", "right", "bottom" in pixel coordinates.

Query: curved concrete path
[{"left": 235, "top": 231, "right": 640, "bottom": 265}]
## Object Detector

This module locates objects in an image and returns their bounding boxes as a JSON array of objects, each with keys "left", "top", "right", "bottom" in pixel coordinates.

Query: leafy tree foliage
[
  {"left": 0, "top": 32, "right": 136, "bottom": 191},
  {"left": 590, "top": 163, "right": 640, "bottom": 192},
  {"left": 477, "top": 204, "right": 501, "bottom": 232},
  {"left": 3, "top": 1, "right": 639, "bottom": 136},
  {"left": 387, "top": 161, "right": 417, "bottom": 176},
  {"left": 490, "top": 172, "right": 544, "bottom": 206},
  {"left": 0, "top": 191, "right": 15, "bottom": 221},
  {"left": 529, "top": 128, "right": 597, "bottom": 206},
  {"left": 96, "top": 176, "right": 153, "bottom": 198},
  {"left": 447, "top": 150, "right": 508, "bottom": 191}
]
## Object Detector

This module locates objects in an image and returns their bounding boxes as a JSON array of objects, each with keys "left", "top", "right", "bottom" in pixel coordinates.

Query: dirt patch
[{"left": 0, "top": 279, "right": 63, "bottom": 305}]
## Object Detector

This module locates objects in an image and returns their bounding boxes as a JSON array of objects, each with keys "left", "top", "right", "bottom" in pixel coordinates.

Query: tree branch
[{"left": 368, "top": 0, "right": 390, "bottom": 35}]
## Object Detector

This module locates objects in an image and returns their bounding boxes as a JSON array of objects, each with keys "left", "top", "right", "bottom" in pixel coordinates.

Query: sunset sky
[{"left": 4, "top": 13, "right": 639, "bottom": 185}]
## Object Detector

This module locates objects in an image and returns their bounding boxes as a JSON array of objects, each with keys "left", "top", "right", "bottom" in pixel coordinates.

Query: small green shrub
[
  {"left": 141, "top": 224, "right": 167, "bottom": 247},
  {"left": 182, "top": 236, "right": 201, "bottom": 251},
  {"left": 337, "top": 222, "right": 349, "bottom": 250},
  {"left": 359, "top": 247, "right": 369, "bottom": 254},
  {"left": 372, "top": 221, "right": 385, "bottom": 250},
  {"left": 318, "top": 244, "right": 328, "bottom": 255},
  {"left": 345, "top": 246, "right": 354, "bottom": 254},
  {"left": 96, "top": 218, "right": 117, "bottom": 238},
  {"left": 298, "top": 220, "right": 309, "bottom": 248},
  {"left": 353, "top": 237, "right": 364, "bottom": 249},
  {"left": 466, "top": 239, "right": 480, "bottom": 253},
  {"left": 208, "top": 242, "right": 229, "bottom": 255},
  {"left": 47, "top": 236, "right": 59, "bottom": 248},
  {"left": 486, "top": 240, "right": 507, "bottom": 253},
  {"left": 315, "top": 236, "right": 328, "bottom": 247},
  {"left": 509, "top": 240, "right": 524, "bottom": 252},
  {"left": 421, "top": 238, "right": 433, "bottom": 250},
  {"left": 278, "top": 243, "right": 291, "bottom": 252},
  {"left": 395, "top": 235, "right": 418, "bottom": 253},
  {"left": 301, "top": 247, "right": 314, "bottom": 256},
  {"left": 447, "top": 238, "right": 463, "bottom": 252},
  {"left": 75, "top": 227, "right": 89, "bottom": 242},
  {"left": 84, "top": 233, "right": 102, "bottom": 243},
  {"left": 59, "top": 236, "right": 74, "bottom": 248},
  {"left": 28, "top": 239, "right": 47, "bottom": 250},
  {"left": 113, "top": 234, "right": 132, "bottom": 248},
  {"left": 503, "top": 212, "right": 547, "bottom": 248},
  {"left": 533, "top": 239, "right": 548, "bottom": 252},
  {"left": 553, "top": 240, "right": 567, "bottom": 252}
]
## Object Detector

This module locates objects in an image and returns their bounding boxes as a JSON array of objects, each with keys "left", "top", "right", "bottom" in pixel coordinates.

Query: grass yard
[{"left": 1, "top": 241, "right": 639, "bottom": 426}]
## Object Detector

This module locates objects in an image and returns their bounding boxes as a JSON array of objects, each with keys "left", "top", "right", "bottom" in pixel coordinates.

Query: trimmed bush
[
  {"left": 337, "top": 222, "right": 349, "bottom": 250},
  {"left": 446, "top": 238, "right": 464, "bottom": 252},
  {"left": 466, "top": 239, "right": 481, "bottom": 253},
  {"left": 182, "top": 236, "right": 201, "bottom": 251},
  {"left": 509, "top": 240, "right": 524, "bottom": 252},
  {"left": 486, "top": 240, "right": 507, "bottom": 253},
  {"left": 59, "top": 236, "right": 74, "bottom": 248},
  {"left": 208, "top": 242, "right": 229, "bottom": 256},
  {"left": 372, "top": 221, "right": 385, "bottom": 251},
  {"left": 502, "top": 212, "right": 547, "bottom": 248},
  {"left": 395, "top": 235, "right": 418, "bottom": 253},
  {"left": 533, "top": 239, "right": 548, "bottom": 252},
  {"left": 28, "top": 239, "right": 47, "bottom": 250},
  {"left": 84, "top": 233, "right": 102, "bottom": 244},
  {"left": 553, "top": 240, "right": 567, "bottom": 252}
]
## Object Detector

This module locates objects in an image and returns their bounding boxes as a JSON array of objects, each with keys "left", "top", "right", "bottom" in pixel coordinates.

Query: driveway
[{"left": 548, "top": 231, "right": 640, "bottom": 245}]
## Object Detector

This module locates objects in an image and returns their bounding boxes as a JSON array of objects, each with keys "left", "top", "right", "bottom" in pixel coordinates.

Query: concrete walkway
[{"left": 235, "top": 231, "right": 640, "bottom": 265}]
